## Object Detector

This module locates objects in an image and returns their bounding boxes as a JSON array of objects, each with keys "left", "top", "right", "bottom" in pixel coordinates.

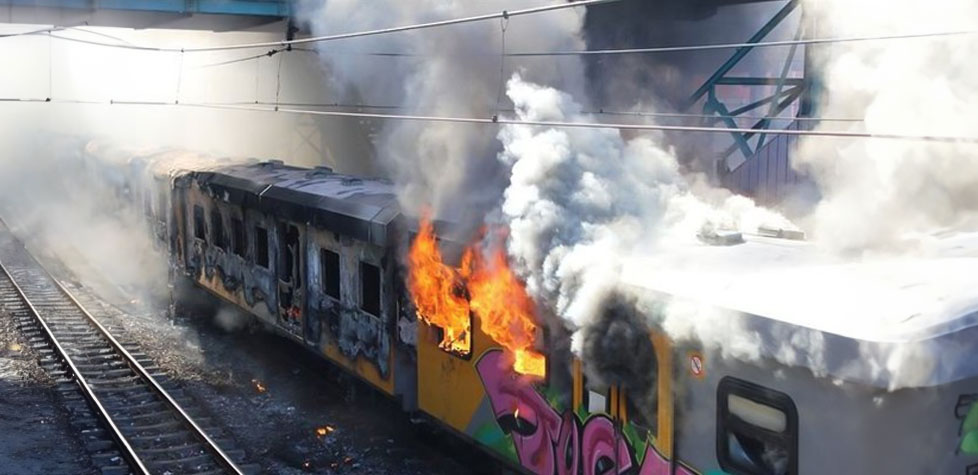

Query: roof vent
[
  {"left": 757, "top": 226, "right": 806, "bottom": 241},
  {"left": 698, "top": 227, "right": 744, "bottom": 246},
  {"left": 307, "top": 166, "right": 333, "bottom": 177}
]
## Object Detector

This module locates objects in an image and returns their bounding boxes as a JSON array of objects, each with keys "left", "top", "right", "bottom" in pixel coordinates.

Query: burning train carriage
[{"left": 81, "top": 143, "right": 978, "bottom": 475}]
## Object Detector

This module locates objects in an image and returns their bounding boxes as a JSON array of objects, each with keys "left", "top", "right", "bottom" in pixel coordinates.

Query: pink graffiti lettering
[
  {"left": 477, "top": 349, "right": 561, "bottom": 474},
  {"left": 476, "top": 349, "right": 698, "bottom": 475}
]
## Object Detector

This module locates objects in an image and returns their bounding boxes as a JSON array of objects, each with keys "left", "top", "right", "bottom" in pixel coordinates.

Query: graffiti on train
[{"left": 476, "top": 349, "right": 696, "bottom": 475}]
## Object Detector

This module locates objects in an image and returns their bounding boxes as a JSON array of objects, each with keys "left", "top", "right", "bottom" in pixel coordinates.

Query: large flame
[
  {"left": 463, "top": 246, "right": 546, "bottom": 378},
  {"left": 407, "top": 214, "right": 545, "bottom": 378},
  {"left": 407, "top": 215, "right": 472, "bottom": 355}
]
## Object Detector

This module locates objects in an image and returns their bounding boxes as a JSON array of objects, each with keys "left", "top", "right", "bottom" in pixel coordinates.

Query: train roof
[
  {"left": 190, "top": 161, "right": 400, "bottom": 246},
  {"left": 621, "top": 232, "right": 978, "bottom": 388}
]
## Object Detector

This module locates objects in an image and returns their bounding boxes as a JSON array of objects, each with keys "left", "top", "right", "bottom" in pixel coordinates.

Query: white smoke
[
  {"left": 498, "top": 75, "right": 793, "bottom": 338},
  {"left": 294, "top": 1, "right": 588, "bottom": 218},
  {"left": 795, "top": 0, "right": 978, "bottom": 253}
]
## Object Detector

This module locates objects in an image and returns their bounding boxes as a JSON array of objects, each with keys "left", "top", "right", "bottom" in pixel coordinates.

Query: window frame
[
  {"left": 320, "top": 247, "right": 341, "bottom": 300},
  {"left": 581, "top": 373, "right": 612, "bottom": 414},
  {"left": 231, "top": 217, "right": 246, "bottom": 258},
  {"left": 210, "top": 208, "right": 226, "bottom": 251},
  {"left": 192, "top": 205, "right": 206, "bottom": 242},
  {"left": 253, "top": 225, "right": 269, "bottom": 269},
  {"left": 716, "top": 376, "right": 799, "bottom": 475},
  {"left": 358, "top": 260, "right": 382, "bottom": 317}
]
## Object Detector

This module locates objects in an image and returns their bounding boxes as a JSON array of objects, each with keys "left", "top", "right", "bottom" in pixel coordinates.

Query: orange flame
[
  {"left": 407, "top": 214, "right": 472, "bottom": 355},
  {"left": 464, "top": 246, "right": 546, "bottom": 378},
  {"left": 407, "top": 214, "right": 545, "bottom": 378}
]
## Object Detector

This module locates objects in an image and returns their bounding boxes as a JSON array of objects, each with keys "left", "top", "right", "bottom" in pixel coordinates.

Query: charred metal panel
[
  {"left": 307, "top": 227, "right": 393, "bottom": 378},
  {"left": 183, "top": 181, "right": 278, "bottom": 324},
  {"left": 192, "top": 162, "right": 400, "bottom": 247}
]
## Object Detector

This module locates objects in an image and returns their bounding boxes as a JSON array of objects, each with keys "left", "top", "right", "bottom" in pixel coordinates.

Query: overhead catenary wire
[
  {"left": 63, "top": 99, "right": 971, "bottom": 144},
  {"left": 27, "top": 0, "right": 620, "bottom": 53},
  {"left": 204, "top": 100, "right": 864, "bottom": 123},
  {"left": 294, "top": 30, "right": 978, "bottom": 58},
  {"left": 505, "top": 29, "right": 978, "bottom": 56}
]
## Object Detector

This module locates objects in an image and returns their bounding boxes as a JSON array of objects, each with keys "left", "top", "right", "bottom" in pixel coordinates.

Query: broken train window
[
  {"left": 359, "top": 261, "right": 381, "bottom": 317},
  {"left": 211, "top": 208, "right": 226, "bottom": 250},
  {"left": 254, "top": 225, "right": 269, "bottom": 268},
  {"left": 193, "top": 205, "right": 206, "bottom": 241},
  {"left": 320, "top": 248, "right": 340, "bottom": 300},
  {"left": 717, "top": 377, "right": 798, "bottom": 475},
  {"left": 231, "top": 217, "right": 246, "bottom": 257}
]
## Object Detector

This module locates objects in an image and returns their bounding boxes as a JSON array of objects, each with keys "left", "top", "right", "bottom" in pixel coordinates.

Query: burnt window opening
[
  {"left": 211, "top": 209, "right": 226, "bottom": 250},
  {"left": 320, "top": 248, "right": 340, "bottom": 300},
  {"left": 193, "top": 205, "right": 206, "bottom": 241},
  {"left": 254, "top": 225, "right": 269, "bottom": 268},
  {"left": 717, "top": 377, "right": 798, "bottom": 475},
  {"left": 359, "top": 261, "right": 381, "bottom": 317},
  {"left": 278, "top": 223, "right": 301, "bottom": 286},
  {"left": 231, "top": 218, "right": 246, "bottom": 257}
]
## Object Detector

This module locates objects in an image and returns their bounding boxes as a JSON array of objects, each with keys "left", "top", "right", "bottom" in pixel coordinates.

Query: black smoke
[{"left": 580, "top": 292, "right": 657, "bottom": 407}]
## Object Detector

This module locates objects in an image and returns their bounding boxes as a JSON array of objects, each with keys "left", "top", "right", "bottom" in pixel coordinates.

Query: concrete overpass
[{"left": 0, "top": 0, "right": 289, "bottom": 31}]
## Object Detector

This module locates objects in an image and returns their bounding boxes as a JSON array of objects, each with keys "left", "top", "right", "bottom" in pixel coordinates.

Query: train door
[
  {"left": 277, "top": 221, "right": 304, "bottom": 333},
  {"left": 572, "top": 332, "right": 675, "bottom": 474},
  {"left": 618, "top": 333, "right": 676, "bottom": 472}
]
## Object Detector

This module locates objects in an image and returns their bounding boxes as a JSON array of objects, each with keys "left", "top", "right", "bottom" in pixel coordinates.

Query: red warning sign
[{"left": 689, "top": 352, "right": 705, "bottom": 379}]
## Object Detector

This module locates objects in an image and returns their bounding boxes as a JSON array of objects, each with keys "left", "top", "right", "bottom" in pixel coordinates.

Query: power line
[
  {"left": 289, "top": 30, "right": 978, "bottom": 59},
  {"left": 5, "top": 96, "right": 972, "bottom": 141},
  {"left": 202, "top": 100, "right": 862, "bottom": 123},
  {"left": 65, "top": 99, "right": 968, "bottom": 144},
  {"left": 32, "top": 0, "right": 619, "bottom": 53},
  {"left": 0, "top": 25, "right": 66, "bottom": 38},
  {"left": 194, "top": 48, "right": 285, "bottom": 69},
  {"left": 506, "top": 29, "right": 978, "bottom": 57}
]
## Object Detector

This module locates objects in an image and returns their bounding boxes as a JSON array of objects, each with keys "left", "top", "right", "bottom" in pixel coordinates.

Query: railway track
[{"left": 0, "top": 234, "right": 251, "bottom": 475}]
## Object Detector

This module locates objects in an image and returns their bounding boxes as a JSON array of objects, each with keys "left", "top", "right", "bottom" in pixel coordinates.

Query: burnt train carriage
[
  {"left": 175, "top": 161, "right": 413, "bottom": 401},
  {"left": 84, "top": 145, "right": 978, "bottom": 475}
]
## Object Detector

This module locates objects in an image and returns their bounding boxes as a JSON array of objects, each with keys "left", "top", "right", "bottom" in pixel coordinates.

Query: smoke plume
[
  {"left": 795, "top": 0, "right": 978, "bottom": 253},
  {"left": 294, "top": 0, "right": 589, "bottom": 225},
  {"left": 498, "top": 74, "right": 792, "bottom": 333}
]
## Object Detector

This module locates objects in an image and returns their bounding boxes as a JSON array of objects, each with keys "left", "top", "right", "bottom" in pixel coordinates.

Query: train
[{"left": 80, "top": 140, "right": 978, "bottom": 475}]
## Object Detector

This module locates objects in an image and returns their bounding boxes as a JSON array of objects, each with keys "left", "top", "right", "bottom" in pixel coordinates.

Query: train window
[
  {"left": 587, "top": 389, "right": 609, "bottom": 413},
  {"left": 582, "top": 375, "right": 610, "bottom": 414},
  {"left": 211, "top": 209, "right": 226, "bottom": 250},
  {"left": 320, "top": 248, "right": 340, "bottom": 300},
  {"left": 359, "top": 261, "right": 381, "bottom": 316},
  {"left": 254, "top": 225, "right": 269, "bottom": 268},
  {"left": 193, "top": 205, "right": 206, "bottom": 241},
  {"left": 231, "top": 218, "right": 245, "bottom": 257},
  {"left": 717, "top": 377, "right": 798, "bottom": 475}
]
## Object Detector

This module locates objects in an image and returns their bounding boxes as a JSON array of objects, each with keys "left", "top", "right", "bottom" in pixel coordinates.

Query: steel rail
[
  {"left": 0, "top": 257, "right": 152, "bottom": 475},
  {"left": 50, "top": 270, "right": 246, "bottom": 475},
  {"left": 0, "top": 242, "right": 244, "bottom": 474}
]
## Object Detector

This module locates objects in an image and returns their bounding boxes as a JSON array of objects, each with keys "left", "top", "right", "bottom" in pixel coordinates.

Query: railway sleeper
[
  {"left": 111, "top": 408, "right": 188, "bottom": 425},
  {"left": 124, "top": 429, "right": 198, "bottom": 445},
  {"left": 98, "top": 464, "right": 131, "bottom": 475},
  {"left": 146, "top": 454, "right": 219, "bottom": 473}
]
